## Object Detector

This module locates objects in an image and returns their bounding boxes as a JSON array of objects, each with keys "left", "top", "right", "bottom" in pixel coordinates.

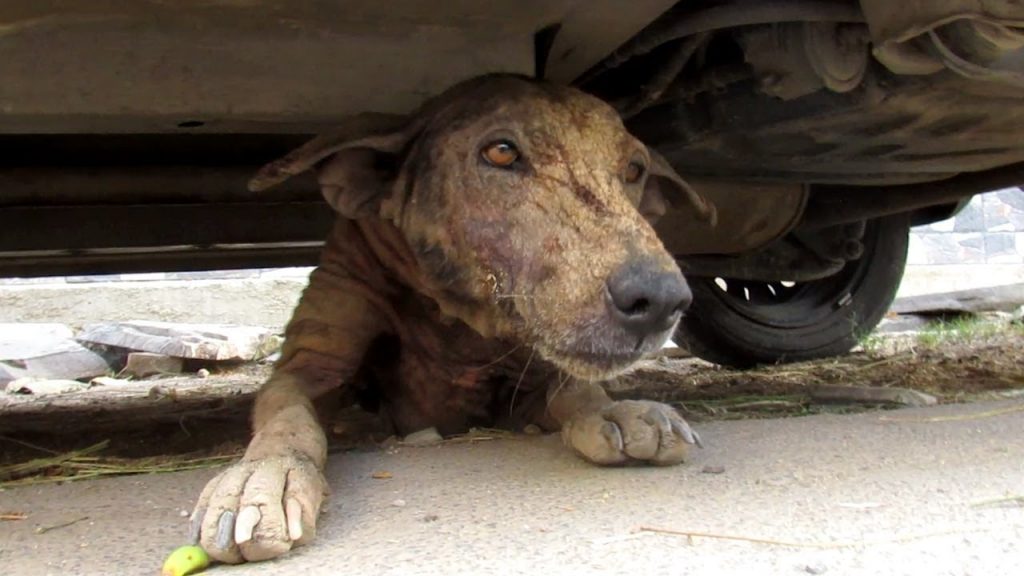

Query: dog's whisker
[
  {"left": 545, "top": 370, "right": 572, "bottom": 410},
  {"left": 508, "top": 347, "right": 536, "bottom": 416},
  {"left": 471, "top": 343, "right": 523, "bottom": 370}
]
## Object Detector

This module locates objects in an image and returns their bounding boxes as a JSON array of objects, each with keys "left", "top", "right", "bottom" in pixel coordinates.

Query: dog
[{"left": 191, "top": 74, "right": 715, "bottom": 563}]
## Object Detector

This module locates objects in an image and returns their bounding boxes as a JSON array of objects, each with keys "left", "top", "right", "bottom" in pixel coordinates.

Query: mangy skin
[{"left": 191, "top": 75, "right": 714, "bottom": 564}]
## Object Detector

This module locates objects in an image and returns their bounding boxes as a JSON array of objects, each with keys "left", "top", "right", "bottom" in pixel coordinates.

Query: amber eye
[
  {"left": 481, "top": 140, "right": 520, "bottom": 168},
  {"left": 625, "top": 161, "right": 646, "bottom": 184}
]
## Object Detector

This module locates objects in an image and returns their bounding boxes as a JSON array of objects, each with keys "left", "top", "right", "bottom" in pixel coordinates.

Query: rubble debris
[
  {"left": 124, "top": 352, "right": 184, "bottom": 378},
  {"left": 6, "top": 378, "right": 90, "bottom": 395},
  {"left": 77, "top": 321, "right": 282, "bottom": 362},
  {"left": 809, "top": 385, "right": 938, "bottom": 407},
  {"left": 0, "top": 323, "right": 110, "bottom": 387}
]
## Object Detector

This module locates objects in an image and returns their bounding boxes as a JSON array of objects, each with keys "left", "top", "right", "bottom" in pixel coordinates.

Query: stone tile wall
[{"left": 908, "top": 187, "right": 1024, "bottom": 266}]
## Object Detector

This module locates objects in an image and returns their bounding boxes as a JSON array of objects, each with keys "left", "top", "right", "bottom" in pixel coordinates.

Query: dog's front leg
[
  {"left": 546, "top": 379, "right": 702, "bottom": 466},
  {"left": 191, "top": 240, "right": 391, "bottom": 563}
]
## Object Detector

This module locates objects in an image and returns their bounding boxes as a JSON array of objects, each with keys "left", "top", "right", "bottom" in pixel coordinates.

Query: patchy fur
[{"left": 192, "top": 75, "right": 713, "bottom": 564}]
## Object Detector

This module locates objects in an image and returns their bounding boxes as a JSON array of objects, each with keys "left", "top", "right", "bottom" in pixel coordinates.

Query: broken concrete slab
[
  {"left": 77, "top": 321, "right": 282, "bottom": 362},
  {"left": 809, "top": 384, "right": 938, "bottom": 407},
  {"left": 124, "top": 352, "right": 183, "bottom": 378},
  {"left": 0, "top": 323, "right": 111, "bottom": 387},
  {"left": 891, "top": 283, "right": 1024, "bottom": 315}
]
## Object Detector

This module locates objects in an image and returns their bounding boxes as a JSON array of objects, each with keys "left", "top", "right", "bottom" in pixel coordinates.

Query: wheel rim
[
  {"left": 693, "top": 222, "right": 884, "bottom": 331},
  {"left": 700, "top": 269, "right": 860, "bottom": 330}
]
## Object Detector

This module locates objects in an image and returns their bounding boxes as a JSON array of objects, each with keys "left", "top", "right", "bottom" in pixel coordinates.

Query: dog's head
[{"left": 252, "top": 75, "right": 714, "bottom": 380}]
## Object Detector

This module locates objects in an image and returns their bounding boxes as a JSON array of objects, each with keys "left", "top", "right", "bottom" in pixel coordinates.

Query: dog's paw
[
  {"left": 562, "top": 400, "right": 701, "bottom": 466},
  {"left": 190, "top": 454, "right": 327, "bottom": 564}
]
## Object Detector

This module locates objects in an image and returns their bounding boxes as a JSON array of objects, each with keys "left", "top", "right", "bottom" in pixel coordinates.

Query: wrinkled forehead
[{"left": 425, "top": 78, "right": 638, "bottom": 153}]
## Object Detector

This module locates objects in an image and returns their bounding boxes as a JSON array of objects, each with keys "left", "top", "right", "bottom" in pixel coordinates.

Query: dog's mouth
[
  {"left": 537, "top": 326, "right": 675, "bottom": 381},
  {"left": 542, "top": 348, "right": 644, "bottom": 380}
]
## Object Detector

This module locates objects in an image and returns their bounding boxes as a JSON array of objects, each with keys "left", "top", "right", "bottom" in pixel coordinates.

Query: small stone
[
  {"left": 523, "top": 424, "right": 542, "bottom": 435},
  {"left": 701, "top": 465, "right": 726, "bottom": 474},
  {"left": 90, "top": 376, "right": 132, "bottom": 387},
  {"left": 124, "top": 352, "right": 183, "bottom": 378},
  {"left": 422, "top": 514, "right": 439, "bottom": 523},
  {"left": 392, "top": 499, "right": 407, "bottom": 508},
  {"left": 196, "top": 368, "right": 210, "bottom": 378},
  {"left": 804, "top": 562, "right": 828, "bottom": 574},
  {"left": 179, "top": 510, "right": 190, "bottom": 518},
  {"left": 402, "top": 427, "right": 443, "bottom": 446}
]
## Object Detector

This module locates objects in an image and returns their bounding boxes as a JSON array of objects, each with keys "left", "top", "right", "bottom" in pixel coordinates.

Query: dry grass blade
[
  {"left": 879, "top": 403, "right": 1024, "bottom": 423},
  {"left": 442, "top": 427, "right": 519, "bottom": 444},
  {"left": 638, "top": 525, "right": 995, "bottom": 548},
  {"left": 0, "top": 440, "right": 110, "bottom": 482},
  {"left": 35, "top": 515, "right": 89, "bottom": 534},
  {"left": 0, "top": 440, "right": 239, "bottom": 489}
]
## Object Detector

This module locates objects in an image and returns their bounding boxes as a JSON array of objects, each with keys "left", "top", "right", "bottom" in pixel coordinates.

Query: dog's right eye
[{"left": 481, "top": 140, "right": 520, "bottom": 168}]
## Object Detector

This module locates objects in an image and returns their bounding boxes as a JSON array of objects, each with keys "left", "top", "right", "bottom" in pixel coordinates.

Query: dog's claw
[
  {"left": 234, "top": 506, "right": 262, "bottom": 544},
  {"left": 216, "top": 510, "right": 236, "bottom": 550},
  {"left": 285, "top": 498, "right": 304, "bottom": 541},
  {"left": 188, "top": 508, "right": 204, "bottom": 545},
  {"left": 671, "top": 418, "right": 702, "bottom": 448},
  {"left": 600, "top": 421, "right": 624, "bottom": 452}
]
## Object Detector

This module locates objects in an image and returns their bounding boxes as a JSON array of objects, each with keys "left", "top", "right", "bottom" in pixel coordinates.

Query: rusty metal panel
[
  {"left": 655, "top": 178, "right": 807, "bottom": 256},
  {"left": 543, "top": 0, "right": 680, "bottom": 81},
  {"left": 0, "top": 1, "right": 549, "bottom": 133},
  {"left": 860, "top": 0, "right": 1024, "bottom": 44}
]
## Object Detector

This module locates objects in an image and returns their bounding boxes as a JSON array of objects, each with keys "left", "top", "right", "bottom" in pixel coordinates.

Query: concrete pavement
[{"left": 2, "top": 399, "right": 1023, "bottom": 576}]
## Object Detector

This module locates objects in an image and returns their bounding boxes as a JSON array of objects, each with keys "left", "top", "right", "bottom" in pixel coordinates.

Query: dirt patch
[{"left": 614, "top": 320, "right": 1024, "bottom": 420}]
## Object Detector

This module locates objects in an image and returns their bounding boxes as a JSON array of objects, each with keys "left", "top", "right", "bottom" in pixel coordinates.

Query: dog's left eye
[
  {"left": 481, "top": 140, "right": 520, "bottom": 168},
  {"left": 624, "top": 161, "right": 646, "bottom": 184}
]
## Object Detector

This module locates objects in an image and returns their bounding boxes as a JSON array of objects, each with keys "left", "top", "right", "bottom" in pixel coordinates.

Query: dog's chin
[
  {"left": 541, "top": 349, "right": 642, "bottom": 381},
  {"left": 536, "top": 328, "right": 675, "bottom": 381}
]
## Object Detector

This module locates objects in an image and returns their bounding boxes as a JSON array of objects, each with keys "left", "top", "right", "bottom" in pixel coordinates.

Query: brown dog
[{"left": 191, "top": 74, "right": 715, "bottom": 563}]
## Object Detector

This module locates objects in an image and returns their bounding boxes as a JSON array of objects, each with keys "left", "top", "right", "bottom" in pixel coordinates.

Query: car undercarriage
[{"left": 2, "top": 0, "right": 1023, "bottom": 366}]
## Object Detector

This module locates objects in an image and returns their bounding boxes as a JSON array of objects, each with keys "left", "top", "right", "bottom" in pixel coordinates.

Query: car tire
[{"left": 674, "top": 214, "right": 910, "bottom": 368}]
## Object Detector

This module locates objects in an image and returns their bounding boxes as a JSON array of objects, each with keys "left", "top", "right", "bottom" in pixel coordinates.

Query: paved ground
[{"left": 2, "top": 399, "right": 1022, "bottom": 576}]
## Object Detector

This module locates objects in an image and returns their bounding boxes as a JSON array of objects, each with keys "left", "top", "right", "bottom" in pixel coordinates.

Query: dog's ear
[
  {"left": 249, "top": 113, "right": 419, "bottom": 219},
  {"left": 642, "top": 148, "right": 717, "bottom": 226}
]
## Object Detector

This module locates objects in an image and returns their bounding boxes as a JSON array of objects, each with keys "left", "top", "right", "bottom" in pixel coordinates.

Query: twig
[
  {"left": 35, "top": 515, "right": 89, "bottom": 534},
  {"left": 879, "top": 403, "right": 1024, "bottom": 423},
  {"left": 972, "top": 495, "right": 1024, "bottom": 508},
  {"left": 853, "top": 353, "right": 912, "bottom": 372},
  {"left": 637, "top": 525, "right": 992, "bottom": 548},
  {"left": 0, "top": 435, "right": 61, "bottom": 455},
  {"left": 1, "top": 512, "right": 28, "bottom": 521}
]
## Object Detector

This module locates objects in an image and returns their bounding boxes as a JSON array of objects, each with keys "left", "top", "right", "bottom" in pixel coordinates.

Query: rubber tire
[{"left": 675, "top": 214, "right": 910, "bottom": 368}]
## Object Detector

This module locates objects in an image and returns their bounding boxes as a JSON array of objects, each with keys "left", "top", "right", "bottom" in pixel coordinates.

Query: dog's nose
[{"left": 606, "top": 259, "right": 691, "bottom": 337}]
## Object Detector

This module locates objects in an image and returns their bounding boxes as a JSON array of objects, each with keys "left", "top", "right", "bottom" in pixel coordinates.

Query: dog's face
[{"left": 252, "top": 75, "right": 714, "bottom": 380}]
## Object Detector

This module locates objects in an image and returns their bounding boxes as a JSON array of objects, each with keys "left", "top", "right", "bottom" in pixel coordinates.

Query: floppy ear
[
  {"left": 248, "top": 112, "right": 419, "bottom": 219},
  {"left": 642, "top": 148, "right": 717, "bottom": 226}
]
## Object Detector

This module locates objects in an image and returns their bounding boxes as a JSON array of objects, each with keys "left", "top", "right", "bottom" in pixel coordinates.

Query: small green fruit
[{"left": 161, "top": 544, "right": 210, "bottom": 576}]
